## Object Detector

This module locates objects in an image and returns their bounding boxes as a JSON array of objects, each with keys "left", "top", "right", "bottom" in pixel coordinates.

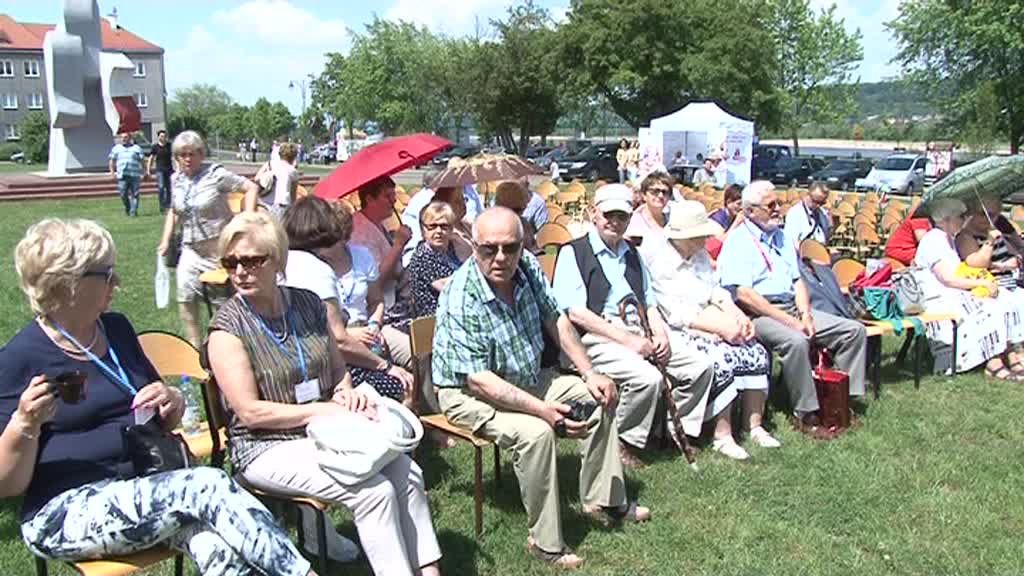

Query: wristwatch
[{"left": 581, "top": 368, "right": 602, "bottom": 382}]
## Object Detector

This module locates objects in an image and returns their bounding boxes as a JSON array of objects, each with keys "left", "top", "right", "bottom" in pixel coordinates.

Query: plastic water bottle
[
  {"left": 367, "top": 319, "right": 384, "bottom": 356},
  {"left": 180, "top": 376, "right": 201, "bottom": 435},
  {"left": 154, "top": 254, "right": 170, "bottom": 309}
]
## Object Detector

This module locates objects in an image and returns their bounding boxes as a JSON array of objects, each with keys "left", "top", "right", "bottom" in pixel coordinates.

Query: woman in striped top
[{"left": 207, "top": 212, "right": 442, "bottom": 576}]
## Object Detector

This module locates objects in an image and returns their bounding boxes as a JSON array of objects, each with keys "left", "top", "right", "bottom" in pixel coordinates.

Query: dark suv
[{"left": 559, "top": 143, "right": 620, "bottom": 182}]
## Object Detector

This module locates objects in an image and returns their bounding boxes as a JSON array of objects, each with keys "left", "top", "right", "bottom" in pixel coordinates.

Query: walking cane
[{"left": 618, "top": 297, "right": 699, "bottom": 471}]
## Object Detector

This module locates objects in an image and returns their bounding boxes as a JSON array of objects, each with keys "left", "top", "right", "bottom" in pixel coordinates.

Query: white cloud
[
  {"left": 385, "top": 0, "right": 512, "bottom": 36},
  {"left": 163, "top": 0, "right": 350, "bottom": 114}
]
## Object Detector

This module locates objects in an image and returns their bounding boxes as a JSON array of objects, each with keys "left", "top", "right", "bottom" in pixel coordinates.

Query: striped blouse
[{"left": 210, "top": 287, "right": 336, "bottom": 471}]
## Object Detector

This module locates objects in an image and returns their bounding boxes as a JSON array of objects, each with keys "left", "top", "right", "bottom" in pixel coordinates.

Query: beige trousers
[
  {"left": 438, "top": 371, "right": 625, "bottom": 553},
  {"left": 582, "top": 323, "right": 715, "bottom": 447},
  {"left": 241, "top": 439, "right": 441, "bottom": 576}
]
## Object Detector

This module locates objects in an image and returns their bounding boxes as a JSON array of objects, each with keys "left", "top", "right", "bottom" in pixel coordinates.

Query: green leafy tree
[
  {"left": 312, "top": 52, "right": 366, "bottom": 140},
  {"left": 167, "top": 84, "right": 233, "bottom": 122},
  {"left": 268, "top": 101, "right": 295, "bottom": 140},
  {"left": 768, "top": 0, "right": 862, "bottom": 155},
  {"left": 247, "top": 98, "right": 276, "bottom": 146},
  {"left": 561, "top": 0, "right": 781, "bottom": 129},
  {"left": 890, "top": 0, "right": 1024, "bottom": 152},
  {"left": 210, "top": 104, "right": 251, "bottom": 146},
  {"left": 19, "top": 111, "right": 49, "bottom": 163}
]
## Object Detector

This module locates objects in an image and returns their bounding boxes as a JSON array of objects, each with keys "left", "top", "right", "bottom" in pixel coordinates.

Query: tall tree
[
  {"left": 247, "top": 98, "right": 275, "bottom": 145},
  {"left": 768, "top": 0, "right": 862, "bottom": 155},
  {"left": 890, "top": 0, "right": 1024, "bottom": 153},
  {"left": 167, "top": 84, "right": 234, "bottom": 124},
  {"left": 561, "top": 0, "right": 781, "bottom": 129},
  {"left": 210, "top": 104, "right": 251, "bottom": 146}
]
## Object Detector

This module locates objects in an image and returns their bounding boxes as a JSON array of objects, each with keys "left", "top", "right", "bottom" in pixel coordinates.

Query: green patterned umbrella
[{"left": 923, "top": 155, "right": 1024, "bottom": 204}]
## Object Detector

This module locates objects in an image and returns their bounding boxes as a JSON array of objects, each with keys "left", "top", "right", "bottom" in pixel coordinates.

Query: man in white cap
[
  {"left": 717, "top": 181, "right": 866, "bottom": 440},
  {"left": 552, "top": 184, "right": 744, "bottom": 464}
]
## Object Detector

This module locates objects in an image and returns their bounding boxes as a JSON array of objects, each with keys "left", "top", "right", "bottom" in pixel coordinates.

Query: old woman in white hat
[{"left": 641, "top": 200, "right": 780, "bottom": 449}]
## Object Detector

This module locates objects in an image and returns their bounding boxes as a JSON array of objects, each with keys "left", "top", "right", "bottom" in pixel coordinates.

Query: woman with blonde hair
[
  {"left": 207, "top": 211, "right": 442, "bottom": 576},
  {"left": 2, "top": 218, "right": 315, "bottom": 575}
]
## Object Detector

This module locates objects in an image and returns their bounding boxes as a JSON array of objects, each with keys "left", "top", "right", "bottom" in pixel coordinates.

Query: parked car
[
  {"left": 769, "top": 157, "right": 825, "bottom": 187},
  {"left": 431, "top": 144, "right": 481, "bottom": 165},
  {"left": 535, "top": 147, "right": 568, "bottom": 169},
  {"left": 559, "top": 143, "right": 620, "bottom": 182},
  {"left": 526, "top": 145, "right": 554, "bottom": 160},
  {"left": 855, "top": 154, "right": 927, "bottom": 194},
  {"left": 311, "top": 144, "right": 337, "bottom": 164},
  {"left": 811, "top": 159, "right": 873, "bottom": 190},
  {"left": 751, "top": 144, "right": 793, "bottom": 179}
]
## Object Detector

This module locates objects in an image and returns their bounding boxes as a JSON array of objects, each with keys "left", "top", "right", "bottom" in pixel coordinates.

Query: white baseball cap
[{"left": 593, "top": 184, "right": 634, "bottom": 214}]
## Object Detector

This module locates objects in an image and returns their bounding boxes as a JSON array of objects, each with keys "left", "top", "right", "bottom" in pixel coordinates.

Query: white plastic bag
[{"left": 154, "top": 254, "right": 170, "bottom": 309}]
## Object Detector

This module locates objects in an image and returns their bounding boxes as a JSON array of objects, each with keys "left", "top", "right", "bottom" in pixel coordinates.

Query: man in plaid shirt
[
  {"left": 433, "top": 207, "right": 651, "bottom": 569},
  {"left": 108, "top": 132, "right": 145, "bottom": 216}
]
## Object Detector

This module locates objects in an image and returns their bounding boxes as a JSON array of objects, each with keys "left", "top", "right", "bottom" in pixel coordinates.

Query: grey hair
[
  {"left": 471, "top": 206, "right": 524, "bottom": 242},
  {"left": 172, "top": 130, "right": 205, "bottom": 157},
  {"left": 741, "top": 180, "right": 775, "bottom": 209},
  {"left": 929, "top": 198, "right": 967, "bottom": 222}
]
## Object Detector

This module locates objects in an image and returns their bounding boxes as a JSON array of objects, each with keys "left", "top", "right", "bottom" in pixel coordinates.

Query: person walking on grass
[
  {"left": 147, "top": 129, "right": 174, "bottom": 213},
  {"left": 108, "top": 131, "right": 145, "bottom": 217}
]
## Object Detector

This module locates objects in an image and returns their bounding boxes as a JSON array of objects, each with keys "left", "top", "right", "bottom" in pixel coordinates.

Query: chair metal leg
[
  {"left": 34, "top": 556, "right": 48, "bottom": 576},
  {"left": 493, "top": 445, "right": 501, "bottom": 488},
  {"left": 316, "top": 508, "right": 329, "bottom": 575},
  {"left": 895, "top": 330, "right": 915, "bottom": 365},
  {"left": 951, "top": 320, "right": 958, "bottom": 374},
  {"left": 474, "top": 446, "right": 483, "bottom": 538},
  {"left": 174, "top": 553, "right": 184, "bottom": 576},
  {"left": 914, "top": 331, "right": 924, "bottom": 389},
  {"left": 869, "top": 336, "right": 882, "bottom": 399}
]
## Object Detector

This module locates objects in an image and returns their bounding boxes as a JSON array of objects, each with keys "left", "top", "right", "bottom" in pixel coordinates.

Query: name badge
[{"left": 295, "top": 378, "right": 321, "bottom": 404}]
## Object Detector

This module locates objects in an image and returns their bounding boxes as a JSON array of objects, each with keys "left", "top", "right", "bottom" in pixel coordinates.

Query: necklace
[{"left": 39, "top": 317, "right": 101, "bottom": 356}]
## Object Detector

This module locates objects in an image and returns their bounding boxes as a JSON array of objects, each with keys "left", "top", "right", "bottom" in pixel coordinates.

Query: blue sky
[{"left": 6, "top": 0, "right": 902, "bottom": 114}]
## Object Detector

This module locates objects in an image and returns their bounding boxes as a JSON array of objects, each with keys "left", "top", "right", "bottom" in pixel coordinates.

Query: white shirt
[
  {"left": 641, "top": 235, "right": 731, "bottom": 329},
  {"left": 400, "top": 188, "right": 436, "bottom": 266},
  {"left": 335, "top": 245, "right": 380, "bottom": 324},
  {"left": 270, "top": 158, "right": 298, "bottom": 207},
  {"left": 350, "top": 211, "right": 399, "bottom": 306},
  {"left": 783, "top": 201, "right": 830, "bottom": 246},
  {"left": 914, "top": 228, "right": 961, "bottom": 301},
  {"left": 282, "top": 249, "right": 340, "bottom": 301}
]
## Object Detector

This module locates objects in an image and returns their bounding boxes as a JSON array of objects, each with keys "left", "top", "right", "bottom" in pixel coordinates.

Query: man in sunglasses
[
  {"left": 432, "top": 207, "right": 650, "bottom": 569},
  {"left": 551, "top": 184, "right": 727, "bottom": 466},
  {"left": 718, "top": 181, "right": 866, "bottom": 440}
]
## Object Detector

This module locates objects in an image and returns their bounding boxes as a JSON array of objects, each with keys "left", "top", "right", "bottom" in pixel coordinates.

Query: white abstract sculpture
[{"left": 43, "top": 0, "right": 137, "bottom": 174}]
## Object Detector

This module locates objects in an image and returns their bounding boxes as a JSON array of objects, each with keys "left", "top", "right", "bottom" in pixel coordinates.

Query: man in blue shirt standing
[
  {"left": 108, "top": 132, "right": 145, "bottom": 216},
  {"left": 552, "top": 185, "right": 742, "bottom": 464},
  {"left": 717, "top": 181, "right": 866, "bottom": 439}
]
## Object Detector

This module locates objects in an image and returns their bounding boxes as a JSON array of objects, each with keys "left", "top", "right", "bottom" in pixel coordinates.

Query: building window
[
  {"left": 134, "top": 61, "right": 146, "bottom": 77},
  {"left": 1, "top": 94, "right": 17, "bottom": 110},
  {"left": 0, "top": 61, "right": 13, "bottom": 77},
  {"left": 28, "top": 93, "right": 44, "bottom": 110},
  {"left": 23, "top": 60, "right": 40, "bottom": 77},
  {"left": 135, "top": 92, "right": 148, "bottom": 108},
  {"left": 4, "top": 124, "right": 19, "bottom": 141}
]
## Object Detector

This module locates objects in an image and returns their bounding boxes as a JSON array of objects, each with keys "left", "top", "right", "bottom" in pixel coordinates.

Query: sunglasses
[
  {"left": 755, "top": 201, "right": 780, "bottom": 211},
  {"left": 475, "top": 241, "right": 522, "bottom": 259},
  {"left": 646, "top": 187, "right": 672, "bottom": 197},
  {"left": 82, "top": 266, "right": 116, "bottom": 285},
  {"left": 602, "top": 211, "right": 631, "bottom": 223},
  {"left": 423, "top": 222, "right": 452, "bottom": 232},
  {"left": 221, "top": 254, "right": 270, "bottom": 272}
]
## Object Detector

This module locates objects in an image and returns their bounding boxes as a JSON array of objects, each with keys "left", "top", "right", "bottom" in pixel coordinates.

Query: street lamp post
[{"left": 289, "top": 73, "right": 315, "bottom": 161}]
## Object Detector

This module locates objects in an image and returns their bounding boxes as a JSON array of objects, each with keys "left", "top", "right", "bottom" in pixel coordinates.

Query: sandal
[
  {"left": 985, "top": 366, "right": 1024, "bottom": 382},
  {"left": 527, "top": 537, "right": 584, "bottom": 570},
  {"left": 582, "top": 501, "right": 652, "bottom": 526}
]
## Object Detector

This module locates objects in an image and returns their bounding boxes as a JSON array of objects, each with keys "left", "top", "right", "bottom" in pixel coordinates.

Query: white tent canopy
[{"left": 644, "top": 102, "right": 755, "bottom": 186}]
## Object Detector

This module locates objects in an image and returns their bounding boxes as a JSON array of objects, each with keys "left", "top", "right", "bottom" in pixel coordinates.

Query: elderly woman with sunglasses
[
  {"left": 157, "top": 130, "right": 261, "bottom": 349},
  {"left": 207, "top": 212, "right": 442, "bottom": 576},
  {"left": 406, "top": 201, "right": 466, "bottom": 320},
  {"left": 624, "top": 172, "right": 676, "bottom": 257},
  {"left": 0, "top": 218, "right": 316, "bottom": 576}
]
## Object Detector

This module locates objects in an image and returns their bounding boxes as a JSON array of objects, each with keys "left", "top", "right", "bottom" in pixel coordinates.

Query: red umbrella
[{"left": 314, "top": 133, "right": 452, "bottom": 200}]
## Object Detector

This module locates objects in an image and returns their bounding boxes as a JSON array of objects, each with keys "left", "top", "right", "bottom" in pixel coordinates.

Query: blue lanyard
[
  {"left": 49, "top": 319, "right": 137, "bottom": 397},
  {"left": 243, "top": 291, "right": 308, "bottom": 381}
]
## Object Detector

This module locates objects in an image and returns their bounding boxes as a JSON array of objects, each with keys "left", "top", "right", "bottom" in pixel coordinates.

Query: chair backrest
[
  {"left": 799, "top": 238, "right": 831, "bottom": 266},
  {"left": 832, "top": 258, "right": 866, "bottom": 290},
  {"left": 537, "top": 252, "right": 557, "bottom": 284},
  {"left": 197, "top": 368, "right": 230, "bottom": 469},
  {"left": 227, "top": 190, "right": 245, "bottom": 214},
  {"left": 536, "top": 180, "right": 559, "bottom": 200},
  {"left": 554, "top": 214, "right": 573, "bottom": 227},
  {"left": 138, "top": 331, "right": 208, "bottom": 381},
  {"left": 882, "top": 256, "right": 907, "bottom": 272},
  {"left": 409, "top": 315, "right": 436, "bottom": 362},
  {"left": 536, "top": 222, "right": 574, "bottom": 249}
]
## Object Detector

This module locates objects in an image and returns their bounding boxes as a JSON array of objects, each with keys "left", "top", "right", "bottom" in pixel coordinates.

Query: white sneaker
[
  {"left": 300, "top": 506, "right": 360, "bottom": 563},
  {"left": 712, "top": 437, "right": 750, "bottom": 460},
  {"left": 749, "top": 426, "right": 782, "bottom": 448}
]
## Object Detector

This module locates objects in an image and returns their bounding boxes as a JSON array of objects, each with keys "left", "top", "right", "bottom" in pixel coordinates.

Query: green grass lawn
[
  {"left": 0, "top": 162, "right": 47, "bottom": 174},
  {"left": 0, "top": 197, "right": 1023, "bottom": 575}
]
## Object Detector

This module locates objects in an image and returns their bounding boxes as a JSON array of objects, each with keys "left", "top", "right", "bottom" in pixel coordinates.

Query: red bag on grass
[{"left": 813, "top": 349, "right": 850, "bottom": 431}]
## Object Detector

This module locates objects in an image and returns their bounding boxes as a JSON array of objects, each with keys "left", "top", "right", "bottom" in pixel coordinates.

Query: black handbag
[
  {"left": 164, "top": 230, "right": 182, "bottom": 268},
  {"left": 122, "top": 414, "right": 194, "bottom": 477}
]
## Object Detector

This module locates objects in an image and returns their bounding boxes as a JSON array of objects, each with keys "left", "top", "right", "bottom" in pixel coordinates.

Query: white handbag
[{"left": 307, "top": 388, "right": 423, "bottom": 486}]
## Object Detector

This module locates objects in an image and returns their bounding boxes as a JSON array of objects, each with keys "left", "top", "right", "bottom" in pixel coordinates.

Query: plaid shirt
[
  {"left": 432, "top": 251, "right": 559, "bottom": 392},
  {"left": 108, "top": 143, "right": 144, "bottom": 180}
]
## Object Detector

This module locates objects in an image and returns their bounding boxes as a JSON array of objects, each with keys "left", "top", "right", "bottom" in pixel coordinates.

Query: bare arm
[
  {"left": 465, "top": 371, "right": 551, "bottom": 420},
  {"left": 157, "top": 209, "right": 177, "bottom": 254},
  {"left": 794, "top": 279, "right": 812, "bottom": 319},
  {"left": 323, "top": 297, "right": 390, "bottom": 370},
  {"left": 545, "top": 314, "right": 595, "bottom": 376},
  {"left": 108, "top": 158, "right": 116, "bottom": 176},
  {"left": 241, "top": 180, "right": 260, "bottom": 212},
  {"left": 366, "top": 281, "right": 385, "bottom": 325},
  {"left": 146, "top": 154, "right": 154, "bottom": 175},
  {"left": 566, "top": 307, "right": 637, "bottom": 348},
  {"left": 933, "top": 260, "right": 997, "bottom": 292},
  {"left": 0, "top": 376, "right": 54, "bottom": 498},
  {"left": 431, "top": 277, "right": 451, "bottom": 293},
  {"left": 207, "top": 330, "right": 341, "bottom": 430},
  {"left": 957, "top": 233, "right": 994, "bottom": 269}
]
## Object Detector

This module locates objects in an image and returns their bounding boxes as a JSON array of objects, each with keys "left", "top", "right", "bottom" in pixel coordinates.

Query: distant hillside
[{"left": 855, "top": 80, "right": 934, "bottom": 120}]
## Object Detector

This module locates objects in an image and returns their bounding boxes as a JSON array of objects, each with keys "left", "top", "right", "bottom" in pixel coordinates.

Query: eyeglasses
[
  {"left": 82, "top": 267, "right": 116, "bottom": 285},
  {"left": 221, "top": 254, "right": 270, "bottom": 272},
  {"left": 423, "top": 222, "right": 453, "bottom": 232},
  {"left": 646, "top": 187, "right": 672, "bottom": 197},
  {"left": 602, "top": 211, "right": 631, "bottom": 223},
  {"left": 475, "top": 241, "right": 522, "bottom": 259},
  {"left": 754, "top": 201, "right": 780, "bottom": 211}
]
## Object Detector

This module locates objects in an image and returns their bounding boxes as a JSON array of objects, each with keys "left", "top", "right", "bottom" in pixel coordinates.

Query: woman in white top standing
[
  {"left": 265, "top": 142, "right": 300, "bottom": 219},
  {"left": 913, "top": 198, "right": 1018, "bottom": 378}
]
